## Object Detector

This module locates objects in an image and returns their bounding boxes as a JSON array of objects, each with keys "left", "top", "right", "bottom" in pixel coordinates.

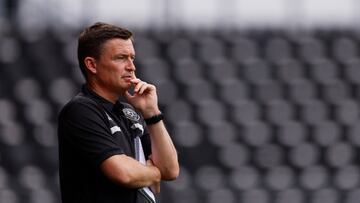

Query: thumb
[{"left": 123, "top": 91, "right": 134, "bottom": 102}]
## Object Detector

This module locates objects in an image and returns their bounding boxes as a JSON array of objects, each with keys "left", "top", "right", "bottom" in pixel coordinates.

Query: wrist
[
  {"left": 144, "top": 112, "right": 164, "bottom": 125},
  {"left": 142, "top": 108, "right": 161, "bottom": 119}
]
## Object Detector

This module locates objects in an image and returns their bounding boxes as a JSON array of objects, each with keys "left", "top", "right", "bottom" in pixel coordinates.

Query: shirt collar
[{"left": 81, "top": 84, "right": 124, "bottom": 113}]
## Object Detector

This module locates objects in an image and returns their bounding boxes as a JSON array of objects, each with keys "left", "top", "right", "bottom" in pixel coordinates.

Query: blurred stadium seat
[{"left": 2, "top": 20, "right": 360, "bottom": 202}]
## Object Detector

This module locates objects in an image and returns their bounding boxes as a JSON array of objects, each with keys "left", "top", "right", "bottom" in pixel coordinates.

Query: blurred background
[{"left": 1, "top": 0, "right": 360, "bottom": 202}]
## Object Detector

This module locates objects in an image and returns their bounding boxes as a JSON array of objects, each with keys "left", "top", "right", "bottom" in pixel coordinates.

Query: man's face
[{"left": 94, "top": 38, "right": 136, "bottom": 94}]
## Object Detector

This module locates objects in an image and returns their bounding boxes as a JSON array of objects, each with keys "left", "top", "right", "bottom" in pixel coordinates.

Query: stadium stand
[{"left": 1, "top": 19, "right": 360, "bottom": 202}]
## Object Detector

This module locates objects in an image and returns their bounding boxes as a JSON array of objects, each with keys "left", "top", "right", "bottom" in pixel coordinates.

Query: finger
[
  {"left": 146, "top": 159, "right": 154, "bottom": 166},
  {"left": 141, "top": 83, "right": 156, "bottom": 94},
  {"left": 151, "top": 182, "right": 161, "bottom": 194},
  {"left": 123, "top": 91, "right": 134, "bottom": 101},
  {"left": 130, "top": 78, "right": 140, "bottom": 85},
  {"left": 134, "top": 81, "right": 147, "bottom": 93},
  {"left": 146, "top": 158, "right": 154, "bottom": 165},
  {"left": 138, "top": 83, "right": 150, "bottom": 94},
  {"left": 155, "top": 183, "right": 160, "bottom": 193},
  {"left": 140, "top": 83, "right": 156, "bottom": 94}
]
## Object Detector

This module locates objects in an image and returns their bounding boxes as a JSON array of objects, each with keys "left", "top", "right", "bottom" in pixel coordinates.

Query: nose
[{"left": 126, "top": 58, "right": 136, "bottom": 72}]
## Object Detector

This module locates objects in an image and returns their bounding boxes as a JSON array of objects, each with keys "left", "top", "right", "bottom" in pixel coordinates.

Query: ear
[{"left": 84, "top": 57, "right": 97, "bottom": 74}]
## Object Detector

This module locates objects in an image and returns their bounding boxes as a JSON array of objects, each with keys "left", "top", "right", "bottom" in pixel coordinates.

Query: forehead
[{"left": 101, "top": 38, "right": 135, "bottom": 55}]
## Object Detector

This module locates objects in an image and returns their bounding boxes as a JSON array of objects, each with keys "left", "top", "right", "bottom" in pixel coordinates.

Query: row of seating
[{"left": 1, "top": 25, "right": 360, "bottom": 202}]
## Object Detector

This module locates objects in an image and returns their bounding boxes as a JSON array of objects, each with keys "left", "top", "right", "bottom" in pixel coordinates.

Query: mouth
[{"left": 122, "top": 75, "right": 134, "bottom": 82}]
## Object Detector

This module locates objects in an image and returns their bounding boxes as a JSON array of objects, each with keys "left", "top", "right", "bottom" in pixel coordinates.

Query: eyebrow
[{"left": 112, "top": 53, "right": 135, "bottom": 59}]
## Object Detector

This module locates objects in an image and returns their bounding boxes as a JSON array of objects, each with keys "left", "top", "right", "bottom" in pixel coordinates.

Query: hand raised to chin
[{"left": 123, "top": 78, "right": 161, "bottom": 118}]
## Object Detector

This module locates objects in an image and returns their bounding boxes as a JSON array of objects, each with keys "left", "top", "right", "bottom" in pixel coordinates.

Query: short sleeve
[{"left": 58, "top": 98, "right": 124, "bottom": 167}]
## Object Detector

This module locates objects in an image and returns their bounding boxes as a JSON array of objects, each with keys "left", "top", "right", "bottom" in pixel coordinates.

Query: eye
[{"left": 113, "top": 55, "right": 126, "bottom": 61}]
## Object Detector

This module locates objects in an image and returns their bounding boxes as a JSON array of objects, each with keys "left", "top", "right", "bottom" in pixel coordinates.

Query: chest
[{"left": 106, "top": 113, "right": 137, "bottom": 158}]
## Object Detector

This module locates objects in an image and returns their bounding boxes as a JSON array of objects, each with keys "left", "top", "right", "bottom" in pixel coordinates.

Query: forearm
[
  {"left": 147, "top": 121, "right": 179, "bottom": 180},
  {"left": 124, "top": 79, "right": 179, "bottom": 180},
  {"left": 100, "top": 154, "right": 161, "bottom": 188}
]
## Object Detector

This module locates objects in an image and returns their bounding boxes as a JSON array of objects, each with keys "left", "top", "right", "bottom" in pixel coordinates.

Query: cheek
[{"left": 105, "top": 64, "right": 122, "bottom": 76}]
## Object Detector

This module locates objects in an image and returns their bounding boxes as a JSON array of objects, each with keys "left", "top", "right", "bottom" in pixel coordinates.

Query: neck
[{"left": 87, "top": 82, "right": 120, "bottom": 104}]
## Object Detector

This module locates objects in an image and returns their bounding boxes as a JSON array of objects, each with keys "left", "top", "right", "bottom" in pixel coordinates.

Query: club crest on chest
[{"left": 122, "top": 108, "right": 140, "bottom": 122}]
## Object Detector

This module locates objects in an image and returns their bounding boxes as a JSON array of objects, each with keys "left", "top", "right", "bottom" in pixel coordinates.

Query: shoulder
[{"left": 59, "top": 94, "right": 105, "bottom": 121}]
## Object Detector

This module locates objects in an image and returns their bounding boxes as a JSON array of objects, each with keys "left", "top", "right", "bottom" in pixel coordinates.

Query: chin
[
  {"left": 117, "top": 84, "right": 131, "bottom": 93},
  {"left": 124, "top": 84, "right": 132, "bottom": 91}
]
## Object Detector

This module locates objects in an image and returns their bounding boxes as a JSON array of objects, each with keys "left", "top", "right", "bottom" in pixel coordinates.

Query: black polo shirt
[{"left": 58, "top": 85, "right": 151, "bottom": 203}]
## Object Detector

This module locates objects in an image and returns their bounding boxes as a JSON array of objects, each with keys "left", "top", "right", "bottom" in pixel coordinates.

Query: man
[{"left": 57, "top": 22, "right": 179, "bottom": 203}]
